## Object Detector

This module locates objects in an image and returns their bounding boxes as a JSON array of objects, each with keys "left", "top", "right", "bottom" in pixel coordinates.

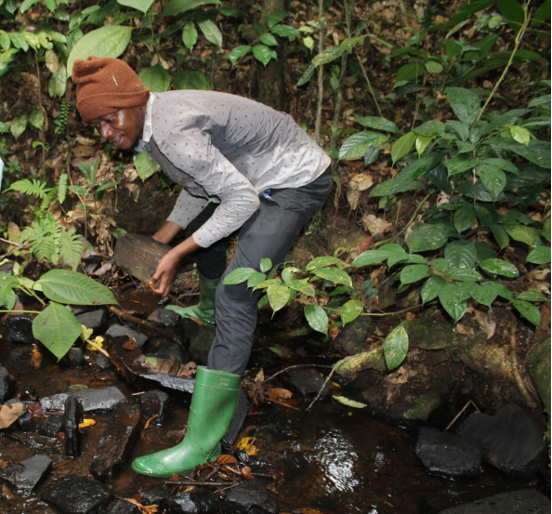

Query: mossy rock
[{"left": 527, "top": 338, "right": 551, "bottom": 439}]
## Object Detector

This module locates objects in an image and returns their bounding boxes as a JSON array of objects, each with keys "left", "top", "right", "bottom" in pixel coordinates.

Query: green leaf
[
  {"left": 197, "top": 19, "right": 222, "bottom": 47},
  {"left": 438, "top": 283, "right": 469, "bottom": 322},
  {"left": 509, "top": 125, "right": 531, "bottom": 146},
  {"left": 341, "top": 299, "right": 364, "bottom": 326},
  {"left": 354, "top": 115, "right": 399, "bottom": 133},
  {"left": 425, "top": 60, "right": 443, "bottom": 74},
  {"left": 304, "top": 304, "right": 328, "bottom": 334},
  {"left": 259, "top": 33, "right": 278, "bottom": 46},
  {"left": 32, "top": 303, "right": 82, "bottom": 360},
  {"left": 338, "top": 131, "right": 389, "bottom": 161},
  {"left": 229, "top": 45, "right": 251, "bottom": 64},
  {"left": 312, "top": 268, "right": 353, "bottom": 288},
  {"left": 287, "top": 279, "right": 315, "bottom": 297},
  {"left": 415, "top": 135, "right": 433, "bottom": 156},
  {"left": 20, "top": 0, "right": 41, "bottom": 13},
  {"left": 297, "top": 62, "right": 316, "bottom": 86},
  {"left": 513, "top": 300, "right": 541, "bottom": 326},
  {"left": 172, "top": 70, "right": 211, "bottom": 90},
  {"left": 454, "top": 205, "right": 476, "bottom": 233},
  {"left": 497, "top": 0, "right": 524, "bottom": 33},
  {"left": 306, "top": 256, "right": 347, "bottom": 271},
  {"left": 405, "top": 222, "right": 452, "bottom": 253},
  {"left": 491, "top": 223, "right": 510, "bottom": 251},
  {"left": 270, "top": 25, "right": 300, "bottom": 38},
  {"left": 509, "top": 140, "right": 550, "bottom": 169},
  {"left": 479, "top": 259, "right": 519, "bottom": 278},
  {"left": 383, "top": 325, "right": 409, "bottom": 370},
  {"left": 396, "top": 62, "right": 424, "bottom": 82},
  {"left": 259, "top": 258, "right": 272, "bottom": 273},
  {"left": 246, "top": 271, "right": 266, "bottom": 288},
  {"left": 446, "top": 87, "right": 480, "bottom": 126},
  {"left": 430, "top": 258, "right": 449, "bottom": 273},
  {"left": 399, "top": 265, "right": 429, "bottom": 285},
  {"left": 29, "top": 108, "right": 44, "bottom": 130},
  {"left": 332, "top": 395, "right": 367, "bottom": 409},
  {"left": 444, "top": 240, "right": 477, "bottom": 271},
  {"left": 117, "top": 0, "right": 155, "bottom": 13},
  {"left": 133, "top": 151, "right": 160, "bottom": 181},
  {"left": 281, "top": 267, "right": 301, "bottom": 283},
  {"left": 267, "top": 283, "right": 290, "bottom": 312},
  {"left": 252, "top": 44, "right": 277, "bottom": 66},
  {"left": 0, "top": 283, "right": 17, "bottom": 310},
  {"left": 138, "top": 64, "right": 170, "bottom": 93},
  {"left": 526, "top": 246, "right": 551, "bottom": 264},
  {"left": 48, "top": 65, "right": 67, "bottom": 98},
  {"left": 352, "top": 250, "right": 394, "bottom": 267},
  {"left": 476, "top": 163, "right": 506, "bottom": 198},
  {"left": 447, "top": 120, "right": 469, "bottom": 141},
  {"left": 447, "top": 268, "right": 482, "bottom": 281},
  {"left": 446, "top": 154, "right": 477, "bottom": 175},
  {"left": 182, "top": 23, "right": 198, "bottom": 49},
  {"left": 312, "top": 45, "right": 344, "bottom": 66},
  {"left": 504, "top": 225, "right": 540, "bottom": 247},
  {"left": 10, "top": 114, "right": 27, "bottom": 140},
  {"left": 517, "top": 290, "right": 547, "bottom": 302},
  {"left": 413, "top": 120, "right": 445, "bottom": 138},
  {"left": 67, "top": 26, "right": 133, "bottom": 77},
  {"left": 35, "top": 270, "right": 117, "bottom": 305},
  {"left": 10, "top": 32, "right": 29, "bottom": 52},
  {"left": 223, "top": 267, "right": 257, "bottom": 285},
  {"left": 391, "top": 131, "right": 416, "bottom": 164},
  {"left": 266, "top": 10, "right": 288, "bottom": 28},
  {"left": 163, "top": 0, "right": 221, "bottom": 16},
  {"left": 421, "top": 276, "right": 445, "bottom": 305},
  {"left": 480, "top": 158, "right": 519, "bottom": 175}
]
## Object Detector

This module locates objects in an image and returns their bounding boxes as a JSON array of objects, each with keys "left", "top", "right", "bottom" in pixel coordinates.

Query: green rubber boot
[
  {"left": 132, "top": 367, "right": 240, "bottom": 477},
  {"left": 167, "top": 273, "right": 219, "bottom": 325}
]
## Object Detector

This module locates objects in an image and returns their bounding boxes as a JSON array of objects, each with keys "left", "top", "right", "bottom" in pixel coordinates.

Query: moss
[{"left": 527, "top": 338, "right": 551, "bottom": 439}]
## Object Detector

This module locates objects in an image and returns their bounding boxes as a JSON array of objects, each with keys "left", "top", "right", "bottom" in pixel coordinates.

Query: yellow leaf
[
  {"left": 79, "top": 418, "right": 96, "bottom": 428},
  {"left": 234, "top": 437, "right": 259, "bottom": 456}
]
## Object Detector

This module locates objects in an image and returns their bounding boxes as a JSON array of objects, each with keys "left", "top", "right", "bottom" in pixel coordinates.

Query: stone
[
  {"left": 41, "top": 475, "right": 113, "bottom": 514},
  {"left": 5, "top": 314, "right": 38, "bottom": 344},
  {"left": 415, "top": 427, "right": 483, "bottom": 478},
  {"left": 181, "top": 318, "right": 216, "bottom": 364},
  {"left": 4, "top": 345, "right": 36, "bottom": 376},
  {"left": 39, "top": 414, "right": 65, "bottom": 438},
  {"left": 96, "top": 353, "right": 113, "bottom": 370},
  {"left": 60, "top": 347, "right": 86, "bottom": 368},
  {"left": 19, "top": 383, "right": 38, "bottom": 402},
  {"left": 77, "top": 309, "right": 108, "bottom": 334},
  {"left": 105, "top": 324, "right": 148, "bottom": 350},
  {"left": 458, "top": 404, "right": 548, "bottom": 476},
  {"left": 436, "top": 489, "right": 550, "bottom": 514},
  {"left": 221, "top": 480, "right": 279, "bottom": 514},
  {"left": 135, "top": 489, "right": 170, "bottom": 506},
  {"left": 148, "top": 308, "right": 184, "bottom": 336},
  {"left": 40, "top": 386, "right": 127, "bottom": 413},
  {"left": 158, "top": 488, "right": 222, "bottom": 514},
  {"left": 283, "top": 369, "right": 331, "bottom": 402},
  {"left": 64, "top": 396, "right": 84, "bottom": 458},
  {"left": 0, "top": 365, "right": 10, "bottom": 403},
  {"left": 69, "top": 304, "right": 91, "bottom": 316},
  {"left": 140, "top": 390, "right": 170, "bottom": 426},
  {"left": 1, "top": 454, "right": 52, "bottom": 493},
  {"left": 146, "top": 336, "right": 189, "bottom": 367},
  {"left": 17, "top": 409, "right": 37, "bottom": 432},
  {"left": 90, "top": 403, "right": 141, "bottom": 482},
  {"left": 106, "top": 499, "right": 141, "bottom": 514},
  {"left": 331, "top": 316, "right": 373, "bottom": 355}
]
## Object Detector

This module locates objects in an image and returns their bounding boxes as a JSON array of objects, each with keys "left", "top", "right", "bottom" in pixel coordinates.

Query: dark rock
[
  {"left": 140, "top": 390, "right": 170, "bottom": 426},
  {"left": 222, "top": 389, "right": 249, "bottom": 449},
  {"left": 64, "top": 396, "right": 84, "bottom": 458},
  {"left": 414, "top": 427, "right": 483, "bottom": 478},
  {"left": 148, "top": 308, "right": 184, "bottom": 337},
  {"left": 69, "top": 304, "right": 91, "bottom": 316},
  {"left": 221, "top": 480, "right": 279, "bottom": 514},
  {"left": 283, "top": 369, "right": 331, "bottom": 402},
  {"left": 39, "top": 414, "right": 65, "bottom": 438},
  {"left": 19, "top": 383, "right": 38, "bottom": 402},
  {"left": 106, "top": 499, "right": 140, "bottom": 514},
  {"left": 4, "top": 345, "right": 37, "bottom": 376},
  {"left": 105, "top": 324, "right": 148, "bottom": 350},
  {"left": 0, "top": 365, "right": 10, "bottom": 403},
  {"left": 17, "top": 410, "right": 37, "bottom": 432},
  {"left": 146, "top": 337, "right": 189, "bottom": 366},
  {"left": 331, "top": 316, "right": 373, "bottom": 355},
  {"left": 15, "top": 287, "right": 41, "bottom": 307},
  {"left": 96, "top": 353, "right": 113, "bottom": 370},
  {"left": 41, "top": 386, "right": 127, "bottom": 413},
  {"left": 159, "top": 488, "right": 222, "bottom": 514},
  {"left": 3, "top": 431, "right": 57, "bottom": 455},
  {"left": 90, "top": 403, "right": 141, "bottom": 482},
  {"left": 181, "top": 318, "right": 215, "bottom": 364},
  {"left": 436, "top": 489, "right": 550, "bottom": 514},
  {"left": 458, "top": 404, "right": 548, "bottom": 476},
  {"left": 77, "top": 309, "right": 108, "bottom": 333},
  {"left": 60, "top": 347, "right": 86, "bottom": 368},
  {"left": 41, "top": 475, "right": 113, "bottom": 514},
  {"left": 135, "top": 489, "right": 170, "bottom": 506},
  {"left": 1, "top": 454, "right": 52, "bottom": 493},
  {"left": 5, "top": 314, "right": 38, "bottom": 344},
  {"left": 247, "top": 348, "right": 282, "bottom": 369}
]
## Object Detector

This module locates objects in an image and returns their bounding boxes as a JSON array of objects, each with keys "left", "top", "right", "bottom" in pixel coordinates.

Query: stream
[{"left": 0, "top": 287, "right": 548, "bottom": 514}]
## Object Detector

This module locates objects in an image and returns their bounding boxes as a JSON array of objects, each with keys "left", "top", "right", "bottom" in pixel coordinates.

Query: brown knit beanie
[{"left": 72, "top": 57, "right": 150, "bottom": 123}]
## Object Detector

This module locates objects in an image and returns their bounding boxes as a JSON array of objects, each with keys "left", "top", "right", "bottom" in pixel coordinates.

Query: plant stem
[
  {"left": 0, "top": 310, "right": 41, "bottom": 314},
  {"left": 314, "top": 0, "right": 326, "bottom": 145},
  {"left": 476, "top": 1, "right": 531, "bottom": 123},
  {"left": 34, "top": 52, "right": 47, "bottom": 174},
  {"left": 355, "top": 51, "right": 382, "bottom": 117}
]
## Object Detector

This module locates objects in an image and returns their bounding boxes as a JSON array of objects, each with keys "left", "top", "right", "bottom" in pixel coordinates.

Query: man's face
[{"left": 89, "top": 105, "right": 145, "bottom": 150}]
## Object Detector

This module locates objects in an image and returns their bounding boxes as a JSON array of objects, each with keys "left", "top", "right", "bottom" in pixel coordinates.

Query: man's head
[{"left": 72, "top": 57, "right": 150, "bottom": 149}]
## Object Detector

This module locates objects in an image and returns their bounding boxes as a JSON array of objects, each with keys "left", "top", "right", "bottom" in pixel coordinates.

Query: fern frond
[
  {"left": 7, "top": 179, "right": 50, "bottom": 199},
  {"left": 57, "top": 173, "right": 68, "bottom": 205},
  {"left": 60, "top": 230, "right": 85, "bottom": 270}
]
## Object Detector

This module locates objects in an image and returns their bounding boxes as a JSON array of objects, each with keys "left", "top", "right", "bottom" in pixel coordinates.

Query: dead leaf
[
  {"left": 122, "top": 338, "right": 137, "bottom": 351},
  {"left": 26, "top": 403, "right": 43, "bottom": 419},
  {"left": 216, "top": 454, "right": 238, "bottom": 465},
  {"left": 455, "top": 323, "right": 474, "bottom": 337},
  {"left": 0, "top": 403, "right": 26, "bottom": 429},
  {"left": 79, "top": 418, "right": 96, "bottom": 429},
  {"left": 405, "top": 312, "right": 416, "bottom": 320},
  {"left": 234, "top": 437, "right": 259, "bottom": 456},
  {"left": 30, "top": 346, "right": 42, "bottom": 370},
  {"left": 90, "top": 262, "right": 112, "bottom": 277},
  {"left": 118, "top": 498, "right": 158, "bottom": 514},
  {"left": 358, "top": 236, "right": 374, "bottom": 253},
  {"left": 346, "top": 173, "right": 374, "bottom": 210},
  {"left": 254, "top": 369, "right": 265, "bottom": 382},
  {"left": 72, "top": 145, "right": 95, "bottom": 158},
  {"left": 474, "top": 310, "right": 496, "bottom": 340},
  {"left": 240, "top": 466, "right": 254, "bottom": 481},
  {"left": 360, "top": 214, "right": 392, "bottom": 236},
  {"left": 386, "top": 366, "right": 409, "bottom": 385},
  {"left": 177, "top": 361, "right": 197, "bottom": 378},
  {"left": 45, "top": 49, "right": 60, "bottom": 73},
  {"left": 267, "top": 388, "right": 293, "bottom": 402},
  {"left": 298, "top": 509, "right": 326, "bottom": 514}
]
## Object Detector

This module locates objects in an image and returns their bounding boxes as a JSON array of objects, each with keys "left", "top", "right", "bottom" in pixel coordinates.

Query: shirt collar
[{"left": 135, "top": 92, "right": 155, "bottom": 151}]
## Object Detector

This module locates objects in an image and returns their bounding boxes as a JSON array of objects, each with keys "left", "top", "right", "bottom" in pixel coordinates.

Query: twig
[
  {"left": 263, "top": 364, "right": 332, "bottom": 383},
  {"left": 314, "top": 0, "right": 327, "bottom": 145},
  {"left": 445, "top": 400, "right": 480, "bottom": 431},
  {"left": 355, "top": 50, "right": 382, "bottom": 118},
  {"left": 85, "top": 338, "right": 110, "bottom": 358},
  {"left": 165, "top": 481, "right": 235, "bottom": 487},
  {"left": 476, "top": 1, "right": 531, "bottom": 123},
  {"left": 307, "top": 362, "right": 340, "bottom": 410},
  {"left": 359, "top": 303, "right": 424, "bottom": 317}
]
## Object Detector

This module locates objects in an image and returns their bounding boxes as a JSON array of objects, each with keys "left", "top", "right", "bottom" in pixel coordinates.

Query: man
[{"left": 72, "top": 57, "right": 331, "bottom": 477}]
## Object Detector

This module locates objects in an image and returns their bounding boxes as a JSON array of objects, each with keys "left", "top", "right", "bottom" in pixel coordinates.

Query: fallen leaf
[
  {"left": 240, "top": 466, "right": 254, "bottom": 481},
  {"left": 347, "top": 173, "right": 374, "bottom": 210},
  {"left": 90, "top": 262, "right": 112, "bottom": 277},
  {"left": 79, "top": 418, "right": 96, "bottom": 429},
  {"left": 216, "top": 454, "right": 238, "bottom": 465},
  {"left": 72, "top": 145, "right": 95, "bottom": 158},
  {"left": 298, "top": 509, "right": 326, "bottom": 514},
  {"left": 0, "top": 403, "right": 26, "bottom": 429},
  {"left": 358, "top": 236, "right": 374, "bottom": 253},
  {"left": 177, "top": 361, "right": 197, "bottom": 378},
  {"left": 474, "top": 310, "right": 496, "bottom": 340},
  {"left": 122, "top": 338, "right": 137, "bottom": 351},
  {"left": 254, "top": 369, "right": 265, "bottom": 382},
  {"left": 267, "top": 388, "right": 293, "bottom": 402},
  {"left": 360, "top": 214, "right": 393, "bottom": 236},
  {"left": 234, "top": 437, "right": 259, "bottom": 456}
]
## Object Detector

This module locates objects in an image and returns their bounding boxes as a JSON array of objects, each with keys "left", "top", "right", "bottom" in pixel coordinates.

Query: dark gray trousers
[{"left": 188, "top": 172, "right": 331, "bottom": 375}]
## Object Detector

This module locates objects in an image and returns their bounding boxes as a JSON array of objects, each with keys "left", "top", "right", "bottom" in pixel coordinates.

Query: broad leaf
[
  {"left": 405, "top": 222, "right": 452, "bottom": 253},
  {"left": 332, "top": 395, "right": 367, "bottom": 408},
  {"left": 10, "top": 114, "right": 27, "bottom": 140},
  {"left": 117, "top": 0, "right": 155, "bottom": 13},
  {"left": 479, "top": 259, "right": 519, "bottom": 278},
  {"left": 270, "top": 25, "right": 300, "bottom": 38},
  {"left": 260, "top": 258, "right": 272, "bottom": 273},
  {"left": 526, "top": 246, "right": 551, "bottom": 264},
  {"left": 352, "top": 250, "right": 395, "bottom": 267},
  {"left": 446, "top": 154, "right": 477, "bottom": 175},
  {"left": 259, "top": 33, "right": 278, "bottom": 46},
  {"left": 517, "top": 290, "right": 547, "bottom": 302},
  {"left": 32, "top": 303, "right": 82, "bottom": 360},
  {"left": 29, "top": 108, "right": 45, "bottom": 130},
  {"left": 172, "top": 70, "right": 210, "bottom": 90},
  {"left": 252, "top": 44, "right": 277, "bottom": 66},
  {"left": 446, "top": 87, "right": 480, "bottom": 126},
  {"left": 399, "top": 265, "right": 429, "bottom": 285},
  {"left": 163, "top": 0, "right": 221, "bottom": 16},
  {"left": 504, "top": 225, "right": 540, "bottom": 247},
  {"left": 306, "top": 256, "right": 347, "bottom": 271},
  {"left": 68, "top": 26, "right": 133, "bottom": 77},
  {"left": 421, "top": 276, "right": 445, "bottom": 305},
  {"left": 287, "top": 279, "right": 315, "bottom": 297},
  {"left": 476, "top": 163, "right": 506, "bottom": 198},
  {"left": 223, "top": 267, "right": 257, "bottom": 285},
  {"left": 134, "top": 151, "right": 160, "bottom": 181},
  {"left": 338, "top": 131, "right": 388, "bottom": 161},
  {"left": 438, "top": 282, "right": 469, "bottom": 322},
  {"left": 391, "top": 131, "right": 416, "bottom": 164},
  {"left": 35, "top": 270, "right": 117, "bottom": 305},
  {"left": 312, "top": 268, "right": 353, "bottom": 288},
  {"left": 49, "top": 65, "right": 67, "bottom": 98},
  {"left": 341, "top": 299, "right": 364, "bottom": 326},
  {"left": 454, "top": 205, "right": 476, "bottom": 233},
  {"left": 444, "top": 240, "right": 477, "bottom": 270},
  {"left": 513, "top": 300, "right": 541, "bottom": 326},
  {"left": 383, "top": 325, "right": 409, "bottom": 370},
  {"left": 247, "top": 271, "right": 267, "bottom": 288},
  {"left": 354, "top": 115, "right": 399, "bottom": 133},
  {"left": 447, "top": 268, "right": 482, "bottom": 281},
  {"left": 182, "top": 23, "right": 198, "bottom": 49},
  {"left": 304, "top": 304, "right": 328, "bottom": 334},
  {"left": 413, "top": 120, "right": 445, "bottom": 138},
  {"left": 312, "top": 45, "right": 344, "bottom": 66},
  {"left": 138, "top": 64, "right": 170, "bottom": 92},
  {"left": 229, "top": 45, "right": 251, "bottom": 64},
  {"left": 267, "top": 283, "right": 290, "bottom": 312},
  {"left": 197, "top": 19, "right": 222, "bottom": 47}
]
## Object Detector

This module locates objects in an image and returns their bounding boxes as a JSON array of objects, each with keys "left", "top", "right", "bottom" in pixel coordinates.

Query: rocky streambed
[{"left": 0, "top": 285, "right": 549, "bottom": 514}]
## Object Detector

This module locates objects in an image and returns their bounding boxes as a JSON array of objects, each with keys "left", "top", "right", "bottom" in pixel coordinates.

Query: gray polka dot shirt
[{"left": 141, "top": 91, "right": 330, "bottom": 248}]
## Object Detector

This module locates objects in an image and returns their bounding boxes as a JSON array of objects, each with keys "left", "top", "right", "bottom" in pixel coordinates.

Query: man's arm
[{"left": 152, "top": 221, "right": 182, "bottom": 244}]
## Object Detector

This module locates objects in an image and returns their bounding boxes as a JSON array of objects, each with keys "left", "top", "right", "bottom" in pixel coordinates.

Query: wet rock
[
  {"left": 248, "top": 348, "right": 282, "bottom": 369},
  {"left": 146, "top": 336, "right": 189, "bottom": 367},
  {"left": 106, "top": 324, "right": 148, "bottom": 350},
  {"left": 458, "top": 404, "right": 547, "bottom": 476},
  {"left": 3, "top": 431, "right": 57, "bottom": 454},
  {"left": 106, "top": 499, "right": 141, "bottom": 514},
  {"left": 159, "top": 488, "right": 222, "bottom": 514},
  {"left": 1, "top": 454, "right": 52, "bottom": 493},
  {"left": 90, "top": 403, "right": 141, "bottom": 482},
  {"left": 39, "top": 414, "right": 65, "bottom": 438},
  {"left": 148, "top": 308, "right": 184, "bottom": 337},
  {"left": 527, "top": 338, "right": 551, "bottom": 435},
  {"left": 0, "top": 365, "right": 11, "bottom": 403},
  {"left": 5, "top": 314, "right": 38, "bottom": 344},
  {"left": 64, "top": 396, "right": 84, "bottom": 458},
  {"left": 222, "top": 389, "right": 249, "bottom": 449},
  {"left": 331, "top": 316, "right": 373, "bottom": 355},
  {"left": 221, "top": 480, "right": 279, "bottom": 514},
  {"left": 135, "top": 489, "right": 170, "bottom": 506},
  {"left": 69, "top": 304, "right": 91, "bottom": 316},
  {"left": 4, "top": 345, "right": 37, "bottom": 375},
  {"left": 40, "top": 386, "right": 127, "bottom": 413},
  {"left": 414, "top": 427, "right": 483, "bottom": 478},
  {"left": 41, "top": 475, "right": 113, "bottom": 514},
  {"left": 435, "top": 489, "right": 550, "bottom": 514},
  {"left": 19, "top": 383, "right": 38, "bottom": 402},
  {"left": 60, "top": 347, "right": 86, "bottom": 368},
  {"left": 77, "top": 309, "right": 108, "bottom": 333},
  {"left": 17, "top": 409, "right": 37, "bottom": 432},
  {"left": 181, "top": 318, "right": 215, "bottom": 364},
  {"left": 283, "top": 369, "right": 331, "bottom": 402},
  {"left": 140, "top": 390, "right": 170, "bottom": 426},
  {"left": 96, "top": 353, "right": 113, "bottom": 370}
]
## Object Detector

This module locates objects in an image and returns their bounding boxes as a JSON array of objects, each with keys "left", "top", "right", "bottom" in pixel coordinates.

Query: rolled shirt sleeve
[{"left": 157, "top": 127, "right": 260, "bottom": 248}]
